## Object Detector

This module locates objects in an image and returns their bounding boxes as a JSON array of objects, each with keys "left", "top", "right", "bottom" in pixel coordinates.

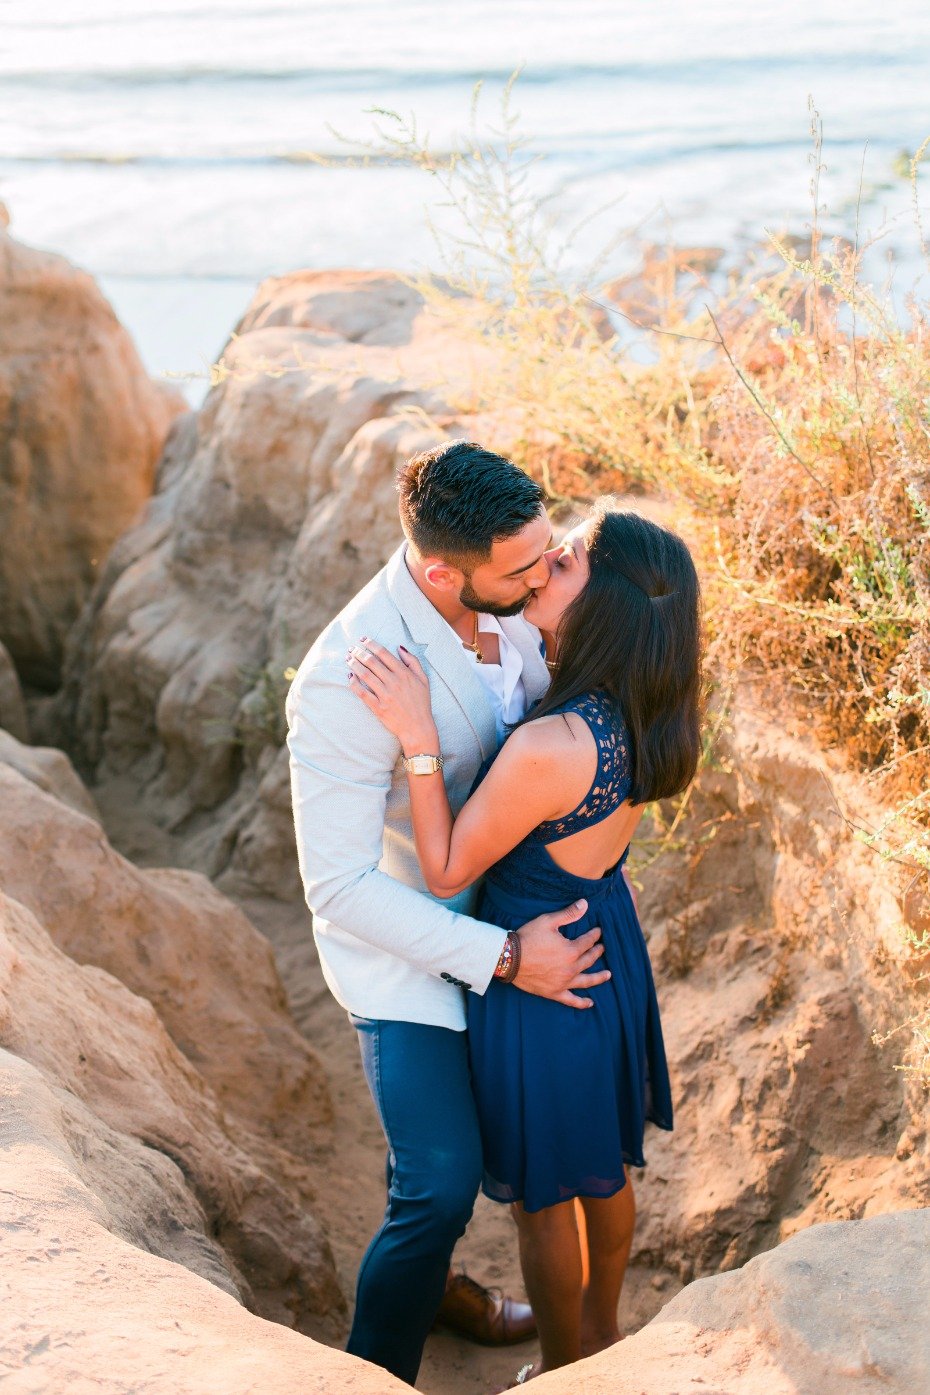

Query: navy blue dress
[{"left": 466, "top": 691, "right": 673, "bottom": 1214}]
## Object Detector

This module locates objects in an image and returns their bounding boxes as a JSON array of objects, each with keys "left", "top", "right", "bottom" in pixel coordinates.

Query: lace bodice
[
  {"left": 472, "top": 689, "right": 635, "bottom": 906},
  {"left": 529, "top": 691, "right": 633, "bottom": 843}
]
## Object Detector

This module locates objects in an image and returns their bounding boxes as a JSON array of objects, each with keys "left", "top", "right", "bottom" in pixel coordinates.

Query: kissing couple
[{"left": 286, "top": 441, "right": 702, "bottom": 1388}]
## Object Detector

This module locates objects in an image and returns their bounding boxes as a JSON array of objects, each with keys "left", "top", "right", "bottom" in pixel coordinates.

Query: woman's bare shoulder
[{"left": 500, "top": 711, "right": 598, "bottom": 770}]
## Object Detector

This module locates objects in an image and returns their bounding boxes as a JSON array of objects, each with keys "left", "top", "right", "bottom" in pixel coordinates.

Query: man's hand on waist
[{"left": 513, "top": 899, "right": 610, "bottom": 1009}]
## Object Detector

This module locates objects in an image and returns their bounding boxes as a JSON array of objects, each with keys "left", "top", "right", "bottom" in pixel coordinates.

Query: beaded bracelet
[{"left": 493, "top": 931, "right": 521, "bottom": 983}]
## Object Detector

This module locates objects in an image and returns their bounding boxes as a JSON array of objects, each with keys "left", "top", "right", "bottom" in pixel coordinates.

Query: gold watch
[{"left": 402, "top": 753, "right": 444, "bottom": 775}]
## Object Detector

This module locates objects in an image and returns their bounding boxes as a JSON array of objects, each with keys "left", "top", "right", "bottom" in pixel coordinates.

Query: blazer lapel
[
  {"left": 386, "top": 545, "right": 498, "bottom": 761},
  {"left": 500, "top": 614, "right": 551, "bottom": 709}
]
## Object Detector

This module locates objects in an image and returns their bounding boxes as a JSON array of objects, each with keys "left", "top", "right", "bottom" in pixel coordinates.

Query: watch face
[{"left": 407, "top": 755, "right": 440, "bottom": 774}]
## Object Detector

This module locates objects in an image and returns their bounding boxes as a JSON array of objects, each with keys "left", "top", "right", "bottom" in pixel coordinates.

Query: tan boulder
[
  {"left": 55, "top": 270, "right": 499, "bottom": 896},
  {"left": 0, "top": 887, "right": 343, "bottom": 1332},
  {"left": 0, "top": 220, "right": 186, "bottom": 686},
  {"left": 626, "top": 693, "right": 930, "bottom": 1287},
  {"left": 0, "top": 726, "right": 100, "bottom": 820},
  {"left": 1, "top": 1043, "right": 399, "bottom": 1394},
  {"left": 4, "top": 1004, "right": 925, "bottom": 1395},
  {"left": 534, "top": 1208, "right": 930, "bottom": 1395},
  {"left": 2, "top": 1047, "right": 242, "bottom": 1303},
  {"left": 0, "top": 640, "right": 28, "bottom": 741},
  {"left": 0, "top": 760, "right": 330, "bottom": 1155}
]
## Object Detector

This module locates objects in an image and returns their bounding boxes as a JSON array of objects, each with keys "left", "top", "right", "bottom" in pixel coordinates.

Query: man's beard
[{"left": 458, "top": 576, "right": 533, "bottom": 618}]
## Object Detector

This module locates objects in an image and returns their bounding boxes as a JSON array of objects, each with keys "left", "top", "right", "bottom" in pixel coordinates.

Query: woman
[{"left": 347, "top": 502, "right": 702, "bottom": 1383}]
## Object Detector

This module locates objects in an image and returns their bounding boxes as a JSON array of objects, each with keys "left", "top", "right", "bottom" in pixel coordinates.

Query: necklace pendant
[{"left": 466, "top": 613, "right": 484, "bottom": 663}]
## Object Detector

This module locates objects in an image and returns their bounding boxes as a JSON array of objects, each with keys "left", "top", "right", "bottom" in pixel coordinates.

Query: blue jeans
[{"left": 345, "top": 1016, "right": 484, "bottom": 1386}]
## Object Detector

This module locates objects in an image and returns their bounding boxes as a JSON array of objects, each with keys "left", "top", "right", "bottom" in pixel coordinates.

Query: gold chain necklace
[{"left": 462, "top": 611, "right": 484, "bottom": 663}]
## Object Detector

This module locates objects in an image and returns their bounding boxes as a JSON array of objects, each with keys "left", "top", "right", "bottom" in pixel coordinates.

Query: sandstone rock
[
  {"left": 56, "top": 269, "right": 498, "bottom": 895},
  {"left": 0, "top": 222, "right": 186, "bottom": 687},
  {"left": 0, "top": 726, "right": 100, "bottom": 820},
  {"left": 38, "top": 263, "right": 929, "bottom": 1364},
  {"left": 0, "top": 761, "right": 330, "bottom": 1156},
  {"left": 4, "top": 1008, "right": 924, "bottom": 1395},
  {"left": 232, "top": 267, "right": 425, "bottom": 343},
  {"left": 1, "top": 1043, "right": 401, "bottom": 1394},
  {"left": 534, "top": 1208, "right": 930, "bottom": 1395},
  {"left": 2, "top": 1047, "right": 242, "bottom": 1303},
  {"left": 0, "top": 639, "right": 29, "bottom": 741},
  {"left": 0, "top": 887, "right": 343, "bottom": 1333},
  {"left": 626, "top": 693, "right": 930, "bottom": 1287}
]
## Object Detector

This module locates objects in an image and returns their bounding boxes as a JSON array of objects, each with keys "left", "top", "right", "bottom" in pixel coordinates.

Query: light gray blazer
[{"left": 285, "top": 542, "right": 551, "bottom": 1030}]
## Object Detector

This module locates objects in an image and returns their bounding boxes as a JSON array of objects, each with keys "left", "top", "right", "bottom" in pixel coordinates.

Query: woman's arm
[{"left": 347, "top": 639, "right": 588, "bottom": 897}]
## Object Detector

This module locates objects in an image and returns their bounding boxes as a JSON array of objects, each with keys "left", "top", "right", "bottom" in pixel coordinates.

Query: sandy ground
[{"left": 236, "top": 893, "right": 679, "bottom": 1395}]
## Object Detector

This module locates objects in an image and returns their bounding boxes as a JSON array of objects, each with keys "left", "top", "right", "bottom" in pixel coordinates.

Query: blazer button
[{"left": 440, "top": 972, "right": 452, "bottom": 982}]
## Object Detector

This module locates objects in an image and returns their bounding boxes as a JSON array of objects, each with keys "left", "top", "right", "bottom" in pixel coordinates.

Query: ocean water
[{"left": 2, "top": 1, "right": 929, "bottom": 403}]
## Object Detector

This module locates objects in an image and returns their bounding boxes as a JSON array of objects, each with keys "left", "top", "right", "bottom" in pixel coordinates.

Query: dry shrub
[
  {"left": 358, "top": 90, "right": 930, "bottom": 1075},
  {"left": 708, "top": 256, "right": 930, "bottom": 795}
]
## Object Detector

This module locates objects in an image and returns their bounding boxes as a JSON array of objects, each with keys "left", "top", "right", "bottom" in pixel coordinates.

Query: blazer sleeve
[{"left": 285, "top": 656, "right": 507, "bottom": 993}]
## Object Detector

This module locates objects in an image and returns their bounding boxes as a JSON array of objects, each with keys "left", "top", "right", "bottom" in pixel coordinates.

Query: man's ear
[{"left": 423, "top": 560, "right": 464, "bottom": 592}]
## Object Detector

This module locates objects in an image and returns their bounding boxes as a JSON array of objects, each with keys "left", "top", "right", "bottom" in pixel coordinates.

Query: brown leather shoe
[{"left": 434, "top": 1271, "right": 536, "bottom": 1346}]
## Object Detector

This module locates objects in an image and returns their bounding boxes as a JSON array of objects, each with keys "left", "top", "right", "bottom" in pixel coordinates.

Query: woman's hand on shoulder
[{"left": 347, "top": 637, "right": 438, "bottom": 753}]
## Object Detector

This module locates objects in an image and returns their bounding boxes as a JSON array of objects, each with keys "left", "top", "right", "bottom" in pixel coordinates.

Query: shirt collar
[{"left": 476, "top": 612, "right": 506, "bottom": 638}]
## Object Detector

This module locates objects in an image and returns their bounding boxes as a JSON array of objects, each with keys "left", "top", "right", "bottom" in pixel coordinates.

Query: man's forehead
[{"left": 486, "top": 511, "right": 551, "bottom": 571}]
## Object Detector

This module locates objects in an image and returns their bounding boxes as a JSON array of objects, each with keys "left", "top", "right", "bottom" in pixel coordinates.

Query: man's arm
[
  {"left": 286, "top": 657, "right": 508, "bottom": 993},
  {"left": 287, "top": 652, "right": 613, "bottom": 1007}
]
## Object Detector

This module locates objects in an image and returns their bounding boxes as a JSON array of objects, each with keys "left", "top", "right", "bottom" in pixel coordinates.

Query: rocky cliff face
[
  {"left": 2, "top": 244, "right": 928, "bottom": 1393},
  {"left": 53, "top": 270, "right": 507, "bottom": 896},
  {"left": 0, "top": 215, "right": 186, "bottom": 688},
  {"left": 0, "top": 639, "right": 29, "bottom": 740},
  {"left": 52, "top": 266, "right": 928, "bottom": 1260},
  {"left": 626, "top": 696, "right": 929, "bottom": 1287},
  {"left": 0, "top": 745, "right": 343, "bottom": 1336},
  {"left": 5, "top": 1033, "right": 926, "bottom": 1395},
  {"left": 2, "top": 1044, "right": 393, "bottom": 1395},
  {"left": 0, "top": 759, "right": 330, "bottom": 1151}
]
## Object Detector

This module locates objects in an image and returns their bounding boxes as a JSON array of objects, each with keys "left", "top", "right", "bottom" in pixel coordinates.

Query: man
[{"left": 286, "top": 441, "right": 610, "bottom": 1386}]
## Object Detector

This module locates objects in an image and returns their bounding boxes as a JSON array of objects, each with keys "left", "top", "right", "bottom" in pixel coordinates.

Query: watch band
[{"left": 402, "top": 753, "right": 444, "bottom": 776}]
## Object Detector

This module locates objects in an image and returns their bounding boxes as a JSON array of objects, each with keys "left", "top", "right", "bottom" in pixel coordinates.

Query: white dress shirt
[{"left": 462, "top": 613, "right": 529, "bottom": 742}]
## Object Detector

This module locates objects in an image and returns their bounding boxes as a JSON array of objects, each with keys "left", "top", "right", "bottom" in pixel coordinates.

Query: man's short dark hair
[{"left": 396, "top": 440, "right": 543, "bottom": 568}]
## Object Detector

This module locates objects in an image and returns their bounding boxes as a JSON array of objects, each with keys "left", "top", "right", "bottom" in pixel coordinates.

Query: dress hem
[
  {"left": 481, "top": 1175, "right": 628, "bottom": 1213},
  {"left": 479, "top": 1117, "right": 674, "bottom": 1214}
]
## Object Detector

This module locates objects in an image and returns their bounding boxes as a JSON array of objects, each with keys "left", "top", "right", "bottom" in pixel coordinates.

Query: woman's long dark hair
[{"left": 531, "top": 504, "right": 702, "bottom": 804}]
